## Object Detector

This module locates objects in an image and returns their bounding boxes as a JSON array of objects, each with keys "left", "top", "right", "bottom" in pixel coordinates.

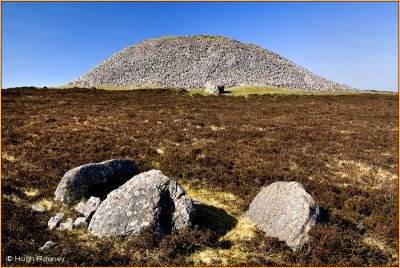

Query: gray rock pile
[
  {"left": 88, "top": 169, "right": 195, "bottom": 237},
  {"left": 246, "top": 181, "right": 320, "bottom": 251},
  {"left": 69, "top": 35, "right": 356, "bottom": 91},
  {"left": 54, "top": 159, "right": 139, "bottom": 203},
  {"left": 49, "top": 160, "right": 195, "bottom": 239}
]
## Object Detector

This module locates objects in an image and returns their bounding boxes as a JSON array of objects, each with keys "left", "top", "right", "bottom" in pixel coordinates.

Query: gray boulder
[
  {"left": 246, "top": 181, "right": 320, "bottom": 251},
  {"left": 39, "top": 241, "right": 56, "bottom": 251},
  {"left": 58, "top": 218, "right": 73, "bottom": 231},
  {"left": 75, "top": 196, "right": 101, "bottom": 218},
  {"left": 54, "top": 159, "right": 140, "bottom": 203},
  {"left": 48, "top": 213, "right": 64, "bottom": 230},
  {"left": 73, "top": 217, "right": 88, "bottom": 229},
  {"left": 32, "top": 204, "right": 46, "bottom": 213},
  {"left": 204, "top": 82, "right": 223, "bottom": 95},
  {"left": 88, "top": 169, "right": 195, "bottom": 237}
]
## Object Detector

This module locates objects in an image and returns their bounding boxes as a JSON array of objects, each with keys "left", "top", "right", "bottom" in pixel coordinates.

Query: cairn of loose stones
[{"left": 69, "top": 35, "right": 356, "bottom": 92}]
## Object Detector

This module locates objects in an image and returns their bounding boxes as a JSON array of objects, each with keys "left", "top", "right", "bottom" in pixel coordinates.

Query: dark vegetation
[{"left": 2, "top": 87, "right": 398, "bottom": 266}]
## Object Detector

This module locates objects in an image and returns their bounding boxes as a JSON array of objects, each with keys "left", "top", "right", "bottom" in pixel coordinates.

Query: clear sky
[{"left": 2, "top": 2, "right": 398, "bottom": 91}]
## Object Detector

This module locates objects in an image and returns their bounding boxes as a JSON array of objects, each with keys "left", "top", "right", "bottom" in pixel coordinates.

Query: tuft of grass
[
  {"left": 34, "top": 198, "right": 54, "bottom": 210},
  {"left": 2, "top": 153, "right": 17, "bottom": 162},
  {"left": 23, "top": 188, "right": 39, "bottom": 197}
]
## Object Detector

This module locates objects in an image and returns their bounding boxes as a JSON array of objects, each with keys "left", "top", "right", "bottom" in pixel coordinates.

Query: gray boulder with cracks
[
  {"left": 88, "top": 170, "right": 195, "bottom": 237},
  {"left": 246, "top": 181, "right": 320, "bottom": 251}
]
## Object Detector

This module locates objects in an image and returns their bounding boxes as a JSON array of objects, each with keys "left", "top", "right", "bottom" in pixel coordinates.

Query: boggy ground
[{"left": 1, "top": 87, "right": 398, "bottom": 266}]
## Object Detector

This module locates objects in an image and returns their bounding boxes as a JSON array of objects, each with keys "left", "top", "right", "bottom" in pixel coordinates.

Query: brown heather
[{"left": 1, "top": 87, "right": 398, "bottom": 266}]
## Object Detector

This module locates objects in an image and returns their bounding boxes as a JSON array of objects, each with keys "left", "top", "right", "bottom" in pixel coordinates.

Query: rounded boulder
[{"left": 246, "top": 181, "right": 320, "bottom": 251}]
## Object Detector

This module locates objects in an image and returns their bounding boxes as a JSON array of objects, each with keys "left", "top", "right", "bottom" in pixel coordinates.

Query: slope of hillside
[{"left": 69, "top": 35, "right": 355, "bottom": 91}]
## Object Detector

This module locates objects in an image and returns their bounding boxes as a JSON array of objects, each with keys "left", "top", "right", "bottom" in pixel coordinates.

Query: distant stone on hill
[
  {"left": 69, "top": 35, "right": 356, "bottom": 91},
  {"left": 88, "top": 170, "right": 195, "bottom": 237},
  {"left": 54, "top": 159, "right": 139, "bottom": 204},
  {"left": 246, "top": 181, "right": 320, "bottom": 251},
  {"left": 205, "top": 82, "right": 223, "bottom": 95}
]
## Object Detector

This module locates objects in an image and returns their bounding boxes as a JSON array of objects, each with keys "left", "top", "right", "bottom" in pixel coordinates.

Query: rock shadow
[
  {"left": 193, "top": 203, "right": 237, "bottom": 238},
  {"left": 317, "top": 207, "right": 329, "bottom": 225}
]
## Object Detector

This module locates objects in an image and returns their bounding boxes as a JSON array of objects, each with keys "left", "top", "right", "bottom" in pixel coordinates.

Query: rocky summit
[{"left": 69, "top": 35, "right": 355, "bottom": 91}]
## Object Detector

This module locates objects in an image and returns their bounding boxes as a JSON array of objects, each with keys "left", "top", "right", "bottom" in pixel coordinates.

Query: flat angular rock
[
  {"left": 54, "top": 159, "right": 140, "bottom": 203},
  {"left": 73, "top": 217, "right": 88, "bottom": 229},
  {"left": 39, "top": 241, "right": 56, "bottom": 251},
  {"left": 32, "top": 204, "right": 46, "bottom": 213},
  {"left": 58, "top": 218, "right": 73, "bottom": 231},
  {"left": 88, "top": 170, "right": 195, "bottom": 237},
  {"left": 48, "top": 213, "right": 64, "bottom": 230},
  {"left": 75, "top": 196, "right": 101, "bottom": 218},
  {"left": 246, "top": 181, "right": 320, "bottom": 251}
]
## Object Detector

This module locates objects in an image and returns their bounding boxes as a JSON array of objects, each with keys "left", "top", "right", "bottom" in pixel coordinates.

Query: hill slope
[{"left": 69, "top": 35, "right": 355, "bottom": 91}]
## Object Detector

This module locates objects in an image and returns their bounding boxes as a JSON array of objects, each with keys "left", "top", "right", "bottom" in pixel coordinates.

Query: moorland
[{"left": 1, "top": 87, "right": 398, "bottom": 266}]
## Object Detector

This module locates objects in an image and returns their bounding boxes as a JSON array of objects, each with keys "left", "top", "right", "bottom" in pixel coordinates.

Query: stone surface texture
[
  {"left": 88, "top": 169, "right": 195, "bottom": 237},
  {"left": 48, "top": 213, "right": 64, "bottom": 230},
  {"left": 204, "top": 82, "right": 220, "bottom": 95},
  {"left": 73, "top": 217, "right": 88, "bottom": 229},
  {"left": 54, "top": 159, "right": 139, "bottom": 203},
  {"left": 39, "top": 241, "right": 57, "bottom": 251},
  {"left": 58, "top": 218, "right": 73, "bottom": 231},
  {"left": 246, "top": 181, "right": 320, "bottom": 251},
  {"left": 32, "top": 204, "right": 46, "bottom": 213},
  {"left": 69, "top": 35, "right": 356, "bottom": 91},
  {"left": 75, "top": 196, "right": 101, "bottom": 218}
]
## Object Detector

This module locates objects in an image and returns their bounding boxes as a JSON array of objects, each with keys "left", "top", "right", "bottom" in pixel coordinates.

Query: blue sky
[{"left": 2, "top": 2, "right": 398, "bottom": 91}]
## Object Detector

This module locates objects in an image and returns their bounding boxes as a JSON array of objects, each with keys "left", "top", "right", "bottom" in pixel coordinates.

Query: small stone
[
  {"left": 32, "top": 204, "right": 45, "bottom": 213},
  {"left": 48, "top": 213, "right": 64, "bottom": 230},
  {"left": 58, "top": 218, "right": 73, "bottom": 231},
  {"left": 39, "top": 241, "right": 56, "bottom": 251},
  {"left": 73, "top": 217, "right": 88, "bottom": 229},
  {"left": 75, "top": 196, "right": 101, "bottom": 218}
]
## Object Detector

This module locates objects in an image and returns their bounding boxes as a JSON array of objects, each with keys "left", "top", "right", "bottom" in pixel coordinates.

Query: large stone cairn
[{"left": 69, "top": 35, "right": 356, "bottom": 91}]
